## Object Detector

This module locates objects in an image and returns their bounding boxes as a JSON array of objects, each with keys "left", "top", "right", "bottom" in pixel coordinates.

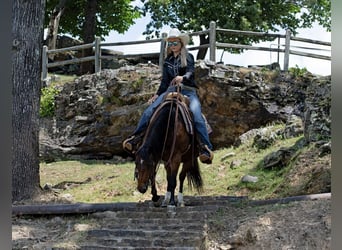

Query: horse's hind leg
[
  {"left": 162, "top": 191, "right": 171, "bottom": 207},
  {"left": 162, "top": 165, "right": 178, "bottom": 207}
]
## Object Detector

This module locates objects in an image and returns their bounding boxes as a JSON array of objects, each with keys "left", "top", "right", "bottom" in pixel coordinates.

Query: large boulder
[{"left": 39, "top": 61, "right": 331, "bottom": 161}]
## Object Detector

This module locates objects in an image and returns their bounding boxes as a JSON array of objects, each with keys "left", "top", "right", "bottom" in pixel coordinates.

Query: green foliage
[
  {"left": 40, "top": 74, "right": 75, "bottom": 117},
  {"left": 132, "top": 78, "right": 144, "bottom": 91},
  {"left": 40, "top": 85, "right": 60, "bottom": 117},
  {"left": 140, "top": 0, "right": 330, "bottom": 49},
  {"left": 97, "top": 95, "right": 124, "bottom": 106},
  {"left": 45, "top": 0, "right": 141, "bottom": 41},
  {"left": 289, "top": 64, "right": 309, "bottom": 77}
]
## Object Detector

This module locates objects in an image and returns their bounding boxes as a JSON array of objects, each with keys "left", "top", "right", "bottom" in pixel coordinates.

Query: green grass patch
[{"left": 40, "top": 129, "right": 305, "bottom": 203}]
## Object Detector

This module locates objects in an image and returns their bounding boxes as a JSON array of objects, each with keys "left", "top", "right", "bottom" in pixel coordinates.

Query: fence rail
[{"left": 41, "top": 21, "right": 331, "bottom": 81}]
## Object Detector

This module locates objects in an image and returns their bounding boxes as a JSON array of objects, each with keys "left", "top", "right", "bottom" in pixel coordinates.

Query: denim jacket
[{"left": 156, "top": 52, "right": 197, "bottom": 96}]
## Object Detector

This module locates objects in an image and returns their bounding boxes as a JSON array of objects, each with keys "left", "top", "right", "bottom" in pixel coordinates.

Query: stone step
[
  {"left": 81, "top": 246, "right": 199, "bottom": 250},
  {"left": 110, "top": 210, "right": 207, "bottom": 220},
  {"left": 83, "top": 234, "right": 206, "bottom": 248},
  {"left": 77, "top": 196, "right": 247, "bottom": 249},
  {"left": 86, "top": 228, "right": 204, "bottom": 238},
  {"left": 101, "top": 220, "right": 205, "bottom": 231},
  {"left": 133, "top": 198, "right": 246, "bottom": 212},
  {"left": 137, "top": 195, "right": 247, "bottom": 207}
]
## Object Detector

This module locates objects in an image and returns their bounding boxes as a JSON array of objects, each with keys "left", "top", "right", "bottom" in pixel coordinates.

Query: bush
[
  {"left": 40, "top": 85, "right": 60, "bottom": 117},
  {"left": 289, "top": 65, "right": 308, "bottom": 77}
]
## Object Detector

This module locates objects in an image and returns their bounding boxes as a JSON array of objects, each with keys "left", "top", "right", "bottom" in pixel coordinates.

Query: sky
[{"left": 103, "top": 16, "right": 331, "bottom": 76}]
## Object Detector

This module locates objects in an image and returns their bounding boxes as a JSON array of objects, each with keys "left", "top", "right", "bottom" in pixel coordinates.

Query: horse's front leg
[
  {"left": 177, "top": 166, "right": 187, "bottom": 207},
  {"left": 150, "top": 174, "right": 162, "bottom": 207},
  {"left": 165, "top": 166, "right": 178, "bottom": 207}
]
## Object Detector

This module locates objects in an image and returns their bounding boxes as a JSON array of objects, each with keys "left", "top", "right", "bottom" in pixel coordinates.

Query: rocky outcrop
[
  {"left": 303, "top": 75, "right": 331, "bottom": 142},
  {"left": 39, "top": 61, "right": 331, "bottom": 161}
]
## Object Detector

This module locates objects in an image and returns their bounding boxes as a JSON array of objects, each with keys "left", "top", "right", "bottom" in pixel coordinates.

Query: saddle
[
  {"left": 148, "top": 92, "right": 212, "bottom": 135},
  {"left": 164, "top": 92, "right": 212, "bottom": 134}
]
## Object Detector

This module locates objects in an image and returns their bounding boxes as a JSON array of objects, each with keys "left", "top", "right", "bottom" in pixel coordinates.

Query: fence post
[
  {"left": 283, "top": 29, "right": 291, "bottom": 71},
  {"left": 277, "top": 36, "right": 280, "bottom": 64},
  {"left": 94, "top": 36, "right": 101, "bottom": 73},
  {"left": 209, "top": 21, "right": 216, "bottom": 62},
  {"left": 41, "top": 45, "right": 48, "bottom": 82},
  {"left": 159, "top": 32, "right": 168, "bottom": 70}
]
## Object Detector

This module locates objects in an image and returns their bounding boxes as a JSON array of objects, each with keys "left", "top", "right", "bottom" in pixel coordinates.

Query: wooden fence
[{"left": 41, "top": 21, "right": 331, "bottom": 81}]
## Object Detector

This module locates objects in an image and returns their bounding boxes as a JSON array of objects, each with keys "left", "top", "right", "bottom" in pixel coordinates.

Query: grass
[{"left": 40, "top": 123, "right": 306, "bottom": 203}]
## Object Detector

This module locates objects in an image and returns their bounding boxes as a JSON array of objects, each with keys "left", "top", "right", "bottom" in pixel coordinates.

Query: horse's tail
[{"left": 187, "top": 158, "right": 203, "bottom": 193}]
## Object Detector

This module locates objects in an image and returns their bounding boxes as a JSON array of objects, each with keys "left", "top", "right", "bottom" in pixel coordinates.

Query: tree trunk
[
  {"left": 12, "top": 0, "right": 46, "bottom": 202},
  {"left": 80, "top": 0, "right": 97, "bottom": 75},
  {"left": 196, "top": 34, "right": 209, "bottom": 60},
  {"left": 46, "top": 0, "right": 67, "bottom": 58}
]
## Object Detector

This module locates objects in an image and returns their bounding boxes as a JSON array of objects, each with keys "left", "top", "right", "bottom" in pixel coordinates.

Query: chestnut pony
[{"left": 134, "top": 91, "right": 203, "bottom": 207}]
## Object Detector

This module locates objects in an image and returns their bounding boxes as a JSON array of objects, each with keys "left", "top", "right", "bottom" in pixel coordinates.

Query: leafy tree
[
  {"left": 45, "top": 0, "right": 141, "bottom": 73},
  {"left": 45, "top": 0, "right": 141, "bottom": 44},
  {"left": 12, "top": 0, "right": 46, "bottom": 201},
  {"left": 140, "top": 0, "right": 331, "bottom": 59}
]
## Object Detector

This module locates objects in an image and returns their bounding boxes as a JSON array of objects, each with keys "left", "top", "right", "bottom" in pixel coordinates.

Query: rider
[{"left": 123, "top": 28, "right": 214, "bottom": 164}]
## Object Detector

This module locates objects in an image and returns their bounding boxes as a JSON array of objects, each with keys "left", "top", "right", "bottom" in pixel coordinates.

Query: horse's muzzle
[{"left": 137, "top": 183, "right": 148, "bottom": 194}]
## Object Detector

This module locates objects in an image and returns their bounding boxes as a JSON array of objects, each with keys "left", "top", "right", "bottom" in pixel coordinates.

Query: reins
[
  {"left": 140, "top": 84, "right": 191, "bottom": 179},
  {"left": 161, "top": 85, "right": 181, "bottom": 167}
]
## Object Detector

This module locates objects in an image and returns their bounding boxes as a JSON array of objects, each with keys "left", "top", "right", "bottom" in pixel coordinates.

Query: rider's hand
[
  {"left": 171, "top": 76, "right": 183, "bottom": 86},
  {"left": 148, "top": 94, "right": 158, "bottom": 104}
]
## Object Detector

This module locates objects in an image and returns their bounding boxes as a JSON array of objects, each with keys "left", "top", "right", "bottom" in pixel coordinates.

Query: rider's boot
[
  {"left": 122, "top": 133, "right": 143, "bottom": 154},
  {"left": 199, "top": 144, "right": 214, "bottom": 164}
]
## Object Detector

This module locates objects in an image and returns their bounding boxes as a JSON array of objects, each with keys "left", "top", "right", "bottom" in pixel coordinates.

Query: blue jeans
[{"left": 133, "top": 86, "right": 213, "bottom": 150}]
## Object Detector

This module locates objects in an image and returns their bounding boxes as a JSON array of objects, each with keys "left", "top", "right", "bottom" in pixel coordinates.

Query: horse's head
[{"left": 134, "top": 147, "right": 156, "bottom": 194}]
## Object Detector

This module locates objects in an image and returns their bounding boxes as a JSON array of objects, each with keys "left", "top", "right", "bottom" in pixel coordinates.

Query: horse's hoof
[
  {"left": 178, "top": 202, "right": 185, "bottom": 207},
  {"left": 161, "top": 198, "right": 170, "bottom": 207},
  {"left": 153, "top": 196, "right": 162, "bottom": 207},
  {"left": 152, "top": 195, "right": 161, "bottom": 202},
  {"left": 161, "top": 200, "right": 168, "bottom": 207}
]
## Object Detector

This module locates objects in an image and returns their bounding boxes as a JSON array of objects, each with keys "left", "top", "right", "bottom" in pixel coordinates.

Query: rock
[
  {"left": 252, "top": 128, "right": 278, "bottom": 150},
  {"left": 303, "top": 76, "right": 331, "bottom": 143},
  {"left": 221, "top": 152, "right": 236, "bottom": 161},
  {"left": 284, "top": 114, "right": 304, "bottom": 138},
  {"left": 318, "top": 141, "right": 331, "bottom": 157},
  {"left": 262, "top": 147, "right": 294, "bottom": 169},
  {"left": 241, "top": 175, "right": 259, "bottom": 183},
  {"left": 230, "top": 160, "right": 242, "bottom": 169},
  {"left": 39, "top": 61, "right": 331, "bottom": 161}
]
